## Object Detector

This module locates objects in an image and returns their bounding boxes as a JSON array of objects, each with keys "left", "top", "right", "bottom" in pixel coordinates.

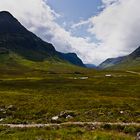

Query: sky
[
  {"left": 47, "top": 0, "right": 102, "bottom": 38},
  {"left": 0, "top": 0, "right": 140, "bottom": 65},
  {"left": 47, "top": 0, "right": 102, "bottom": 22}
]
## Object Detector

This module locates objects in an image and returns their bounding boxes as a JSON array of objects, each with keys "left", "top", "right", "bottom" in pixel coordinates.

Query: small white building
[{"left": 105, "top": 74, "right": 112, "bottom": 77}]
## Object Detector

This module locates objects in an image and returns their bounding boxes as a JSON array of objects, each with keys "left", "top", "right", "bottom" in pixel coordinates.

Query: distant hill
[
  {"left": 85, "top": 64, "right": 97, "bottom": 69},
  {"left": 98, "top": 46, "right": 140, "bottom": 70},
  {"left": 0, "top": 11, "right": 85, "bottom": 69}
]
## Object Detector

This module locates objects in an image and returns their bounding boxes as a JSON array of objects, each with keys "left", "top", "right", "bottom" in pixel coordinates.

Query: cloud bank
[
  {"left": 0, "top": 0, "right": 140, "bottom": 65},
  {"left": 88, "top": 0, "right": 140, "bottom": 58}
]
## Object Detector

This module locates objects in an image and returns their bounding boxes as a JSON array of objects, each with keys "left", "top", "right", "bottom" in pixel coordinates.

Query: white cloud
[
  {"left": 0, "top": 0, "right": 140, "bottom": 65},
  {"left": 88, "top": 0, "right": 140, "bottom": 58},
  {"left": 102, "top": 0, "right": 118, "bottom": 5},
  {"left": 71, "top": 20, "right": 90, "bottom": 29}
]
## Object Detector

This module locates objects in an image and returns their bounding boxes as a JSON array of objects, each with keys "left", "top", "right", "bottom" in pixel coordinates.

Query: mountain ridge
[
  {"left": 98, "top": 46, "right": 140, "bottom": 70},
  {"left": 0, "top": 11, "right": 85, "bottom": 67}
]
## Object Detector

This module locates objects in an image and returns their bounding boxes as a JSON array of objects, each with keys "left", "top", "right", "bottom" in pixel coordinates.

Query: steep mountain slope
[
  {"left": 0, "top": 11, "right": 85, "bottom": 67},
  {"left": 98, "top": 56, "right": 124, "bottom": 69},
  {"left": 98, "top": 46, "right": 140, "bottom": 70}
]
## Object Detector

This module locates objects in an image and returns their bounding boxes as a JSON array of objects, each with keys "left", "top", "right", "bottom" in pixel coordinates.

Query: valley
[
  {"left": 0, "top": 69, "right": 139, "bottom": 139},
  {"left": 0, "top": 11, "right": 139, "bottom": 139}
]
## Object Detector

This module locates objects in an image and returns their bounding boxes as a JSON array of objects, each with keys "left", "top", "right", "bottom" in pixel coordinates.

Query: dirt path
[
  {"left": 0, "top": 122, "right": 140, "bottom": 128},
  {"left": 126, "top": 71, "right": 140, "bottom": 75}
]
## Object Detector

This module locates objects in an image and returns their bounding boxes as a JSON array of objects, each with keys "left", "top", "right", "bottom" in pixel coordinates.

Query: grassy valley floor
[{"left": 0, "top": 69, "right": 139, "bottom": 139}]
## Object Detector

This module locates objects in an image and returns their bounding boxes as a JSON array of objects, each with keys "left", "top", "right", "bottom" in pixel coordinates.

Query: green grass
[
  {"left": 0, "top": 53, "right": 139, "bottom": 139},
  {"left": 0, "top": 53, "right": 87, "bottom": 78},
  {"left": 0, "top": 126, "right": 135, "bottom": 140},
  {"left": 0, "top": 70, "right": 139, "bottom": 124}
]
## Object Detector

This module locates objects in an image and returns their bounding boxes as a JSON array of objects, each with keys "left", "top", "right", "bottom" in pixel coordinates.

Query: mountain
[
  {"left": 98, "top": 46, "right": 140, "bottom": 70},
  {"left": 59, "top": 53, "right": 85, "bottom": 67},
  {"left": 98, "top": 56, "right": 124, "bottom": 69},
  {"left": 85, "top": 64, "right": 97, "bottom": 69},
  {"left": 0, "top": 11, "right": 85, "bottom": 68},
  {"left": 129, "top": 46, "right": 140, "bottom": 58}
]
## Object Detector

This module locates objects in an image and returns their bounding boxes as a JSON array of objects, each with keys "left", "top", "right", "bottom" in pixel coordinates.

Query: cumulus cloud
[
  {"left": 0, "top": 0, "right": 140, "bottom": 65},
  {"left": 89, "top": 0, "right": 140, "bottom": 56}
]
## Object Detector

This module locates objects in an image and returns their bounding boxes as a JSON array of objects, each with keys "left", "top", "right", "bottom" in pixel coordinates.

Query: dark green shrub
[
  {"left": 102, "top": 124, "right": 112, "bottom": 130},
  {"left": 124, "top": 126, "right": 136, "bottom": 134}
]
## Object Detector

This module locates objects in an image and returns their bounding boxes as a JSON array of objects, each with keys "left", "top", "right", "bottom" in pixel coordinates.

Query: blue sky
[{"left": 47, "top": 0, "right": 102, "bottom": 22}]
